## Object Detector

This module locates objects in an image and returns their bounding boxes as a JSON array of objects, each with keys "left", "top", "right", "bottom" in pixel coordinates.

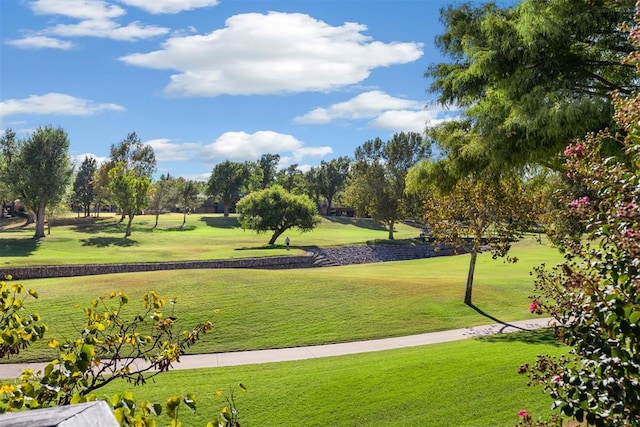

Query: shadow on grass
[
  {"left": 160, "top": 225, "right": 197, "bottom": 232},
  {"left": 468, "top": 303, "right": 530, "bottom": 331},
  {"left": 0, "top": 238, "right": 39, "bottom": 257},
  {"left": 234, "top": 244, "right": 285, "bottom": 251},
  {"left": 478, "top": 328, "right": 561, "bottom": 346},
  {"left": 80, "top": 237, "right": 139, "bottom": 248},
  {"left": 199, "top": 216, "right": 240, "bottom": 229},
  {"left": 72, "top": 217, "right": 123, "bottom": 234},
  {"left": 323, "top": 216, "right": 387, "bottom": 231}
]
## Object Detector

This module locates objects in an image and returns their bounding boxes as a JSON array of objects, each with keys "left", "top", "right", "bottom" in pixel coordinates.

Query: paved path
[{"left": 0, "top": 317, "right": 554, "bottom": 379}]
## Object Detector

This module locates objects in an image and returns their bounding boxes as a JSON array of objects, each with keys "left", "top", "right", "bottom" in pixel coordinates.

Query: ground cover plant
[
  {"left": 97, "top": 330, "right": 569, "bottom": 426},
  {"left": 0, "top": 213, "right": 422, "bottom": 267},
  {"left": 4, "top": 236, "right": 563, "bottom": 363}
]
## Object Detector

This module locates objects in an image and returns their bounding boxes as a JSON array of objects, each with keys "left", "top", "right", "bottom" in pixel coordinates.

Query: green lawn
[
  {"left": 99, "top": 330, "right": 567, "bottom": 426},
  {"left": 9, "top": 236, "right": 563, "bottom": 363},
  {"left": 0, "top": 213, "right": 422, "bottom": 266}
]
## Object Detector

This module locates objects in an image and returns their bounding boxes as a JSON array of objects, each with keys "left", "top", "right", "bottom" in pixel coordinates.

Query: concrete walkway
[{"left": 0, "top": 317, "right": 554, "bottom": 379}]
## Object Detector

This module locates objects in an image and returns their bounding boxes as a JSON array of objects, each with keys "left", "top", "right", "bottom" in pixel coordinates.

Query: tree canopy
[
  {"left": 345, "top": 132, "right": 429, "bottom": 239},
  {"left": 12, "top": 126, "right": 74, "bottom": 239},
  {"left": 236, "top": 185, "right": 321, "bottom": 245},
  {"left": 72, "top": 156, "right": 97, "bottom": 217},
  {"left": 207, "top": 161, "right": 256, "bottom": 217},
  {"left": 426, "top": 0, "right": 638, "bottom": 176},
  {"left": 108, "top": 162, "right": 151, "bottom": 238}
]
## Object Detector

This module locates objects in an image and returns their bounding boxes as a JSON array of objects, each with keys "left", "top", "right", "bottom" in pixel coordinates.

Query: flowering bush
[{"left": 522, "top": 75, "right": 640, "bottom": 427}]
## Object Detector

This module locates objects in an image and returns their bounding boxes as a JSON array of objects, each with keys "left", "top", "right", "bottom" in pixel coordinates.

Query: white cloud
[
  {"left": 293, "top": 90, "right": 461, "bottom": 134},
  {"left": 8, "top": 0, "right": 170, "bottom": 46},
  {"left": 71, "top": 153, "right": 109, "bottom": 168},
  {"left": 5, "top": 36, "right": 75, "bottom": 50},
  {"left": 0, "top": 93, "right": 125, "bottom": 118},
  {"left": 118, "top": 0, "right": 220, "bottom": 14},
  {"left": 45, "top": 20, "right": 169, "bottom": 41},
  {"left": 142, "top": 131, "right": 332, "bottom": 166},
  {"left": 147, "top": 138, "right": 202, "bottom": 161},
  {"left": 120, "top": 12, "right": 423, "bottom": 96},
  {"left": 294, "top": 90, "right": 422, "bottom": 124},
  {"left": 31, "top": 0, "right": 126, "bottom": 20}
]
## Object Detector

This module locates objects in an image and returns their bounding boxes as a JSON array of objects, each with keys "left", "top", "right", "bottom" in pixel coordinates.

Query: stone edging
[{"left": 2, "top": 243, "right": 464, "bottom": 280}]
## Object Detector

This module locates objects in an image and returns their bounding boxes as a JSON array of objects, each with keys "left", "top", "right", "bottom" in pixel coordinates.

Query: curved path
[{"left": 0, "top": 317, "right": 553, "bottom": 379}]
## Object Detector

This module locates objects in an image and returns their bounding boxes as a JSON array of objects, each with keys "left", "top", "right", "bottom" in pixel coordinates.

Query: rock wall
[{"left": 2, "top": 243, "right": 465, "bottom": 280}]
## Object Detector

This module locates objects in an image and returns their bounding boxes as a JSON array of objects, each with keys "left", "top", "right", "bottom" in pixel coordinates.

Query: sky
[{"left": 0, "top": 0, "right": 466, "bottom": 181}]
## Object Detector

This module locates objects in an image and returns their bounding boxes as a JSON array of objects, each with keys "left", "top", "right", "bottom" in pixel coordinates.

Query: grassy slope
[
  {"left": 0, "top": 213, "right": 421, "bottom": 266},
  {"left": 99, "top": 330, "right": 567, "bottom": 426},
  {"left": 12, "top": 236, "right": 563, "bottom": 362}
]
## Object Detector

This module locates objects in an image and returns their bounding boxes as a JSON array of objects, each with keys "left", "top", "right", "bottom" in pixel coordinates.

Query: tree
[
  {"left": 92, "top": 163, "right": 112, "bottom": 217},
  {"left": 207, "top": 161, "right": 255, "bottom": 217},
  {"left": 149, "top": 173, "right": 177, "bottom": 229},
  {"left": 316, "top": 157, "right": 350, "bottom": 215},
  {"left": 12, "top": 126, "right": 74, "bottom": 239},
  {"left": 411, "top": 171, "right": 536, "bottom": 305},
  {"left": 426, "top": 0, "right": 638, "bottom": 175},
  {"left": 176, "top": 178, "right": 202, "bottom": 228},
  {"left": 72, "top": 156, "right": 97, "bottom": 217},
  {"left": 275, "top": 164, "right": 304, "bottom": 194},
  {"left": 257, "top": 153, "right": 280, "bottom": 189},
  {"left": 522, "top": 21, "right": 640, "bottom": 424},
  {"left": 344, "top": 132, "right": 429, "bottom": 239},
  {"left": 109, "top": 131, "right": 156, "bottom": 178},
  {"left": 236, "top": 185, "right": 321, "bottom": 245},
  {"left": 108, "top": 132, "right": 156, "bottom": 222},
  {"left": 0, "top": 129, "right": 18, "bottom": 219},
  {"left": 108, "top": 162, "right": 151, "bottom": 238}
]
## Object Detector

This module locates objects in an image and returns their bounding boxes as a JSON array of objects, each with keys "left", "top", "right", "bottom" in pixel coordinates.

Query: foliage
[
  {"left": 236, "top": 185, "right": 321, "bottom": 245},
  {"left": 523, "top": 30, "right": 640, "bottom": 424},
  {"left": 311, "top": 157, "right": 351, "bottom": 214},
  {"left": 0, "top": 276, "right": 225, "bottom": 426},
  {"left": 11, "top": 125, "right": 74, "bottom": 239},
  {"left": 207, "top": 161, "right": 256, "bottom": 217},
  {"left": 175, "top": 178, "right": 202, "bottom": 228},
  {"left": 149, "top": 174, "right": 178, "bottom": 229},
  {"left": 0, "top": 275, "right": 46, "bottom": 359},
  {"left": 108, "top": 162, "right": 151, "bottom": 237},
  {"left": 418, "top": 174, "right": 536, "bottom": 305},
  {"left": 345, "top": 132, "right": 429, "bottom": 239},
  {"left": 72, "top": 155, "right": 97, "bottom": 217},
  {"left": 0, "top": 128, "right": 18, "bottom": 216},
  {"left": 256, "top": 153, "right": 280, "bottom": 190},
  {"left": 426, "top": 0, "right": 638, "bottom": 175},
  {"left": 93, "top": 162, "right": 113, "bottom": 217},
  {"left": 109, "top": 132, "right": 156, "bottom": 179},
  {"left": 275, "top": 164, "right": 304, "bottom": 194}
]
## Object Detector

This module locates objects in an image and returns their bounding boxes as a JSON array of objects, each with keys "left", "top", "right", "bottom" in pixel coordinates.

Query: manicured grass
[
  {"left": 98, "top": 330, "right": 567, "bottom": 426},
  {"left": 0, "top": 213, "right": 422, "bottom": 266},
  {"left": 9, "top": 237, "right": 564, "bottom": 362}
]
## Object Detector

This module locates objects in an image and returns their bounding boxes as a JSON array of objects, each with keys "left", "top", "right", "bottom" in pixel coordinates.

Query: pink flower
[
  {"left": 625, "top": 229, "right": 636, "bottom": 238},
  {"left": 564, "top": 147, "right": 572, "bottom": 156},
  {"left": 552, "top": 376, "right": 561, "bottom": 383},
  {"left": 518, "top": 410, "right": 529, "bottom": 417},
  {"left": 529, "top": 300, "right": 538, "bottom": 313}
]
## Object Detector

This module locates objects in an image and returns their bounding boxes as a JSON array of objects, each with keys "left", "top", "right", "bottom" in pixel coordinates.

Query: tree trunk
[
  {"left": 153, "top": 212, "right": 159, "bottom": 229},
  {"left": 33, "top": 206, "right": 46, "bottom": 239},
  {"left": 124, "top": 214, "right": 134, "bottom": 237},
  {"left": 119, "top": 212, "right": 126, "bottom": 223},
  {"left": 387, "top": 219, "right": 395, "bottom": 240},
  {"left": 464, "top": 246, "right": 479, "bottom": 306},
  {"left": 269, "top": 229, "right": 284, "bottom": 245},
  {"left": 223, "top": 204, "right": 230, "bottom": 217},
  {"left": 181, "top": 211, "right": 187, "bottom": 228}
]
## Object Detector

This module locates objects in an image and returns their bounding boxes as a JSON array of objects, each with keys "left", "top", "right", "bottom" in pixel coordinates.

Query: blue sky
[{"left": 1, "top": 0, "right": 464, "bottom": 181}]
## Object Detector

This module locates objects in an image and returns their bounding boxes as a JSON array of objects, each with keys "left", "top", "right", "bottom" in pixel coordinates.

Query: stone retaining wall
[
  {"left": 2, "top": 255, "right": 314, "bottom": 280},
  {"left": 2, "top": 243, "right": 465, "bottom": 281}
]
